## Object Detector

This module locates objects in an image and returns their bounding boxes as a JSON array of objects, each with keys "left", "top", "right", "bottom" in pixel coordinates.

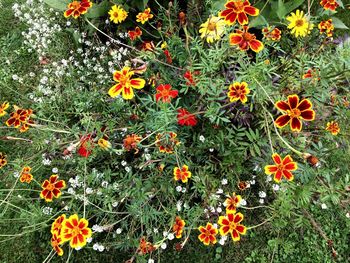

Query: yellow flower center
[
  {"left": 229, "top": 221, "right": 237, "bottom": 230},
  {"left": 70, "top": 1, "right": 81, "bottom": 10},
  {"left": 232, "top": 1, "right": 245, "bottom": 12},
  {"left": 72, "top": 226, "right": 80, "bottom": 236},
  {"left": 287, "top": 108, "right": 301, "bottom": 118},
  {"left": 46, "top": 183, "right": 55, "bottom": 191},
  {"left": 207, "top": 21, "right": 216, "bottom": 31},
  {"left": 276, "top": 163, "right": 285, "bottom": 171},
  {"left": 295, "top": 19, "right": 304, "bottom": 27}
]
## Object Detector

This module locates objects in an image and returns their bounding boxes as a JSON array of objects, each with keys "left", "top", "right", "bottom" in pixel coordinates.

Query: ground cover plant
[{"left": 0, "top": 0, "right": 350, "bottom": 262}]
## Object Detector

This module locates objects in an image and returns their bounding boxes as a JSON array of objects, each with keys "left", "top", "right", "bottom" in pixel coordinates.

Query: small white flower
[
  {"left": 176, "top": 186, "right": 182, "bottom": 192},
  {"left": 125, "top": 167, "right": 131, "bottom": 173},
  {"left": 42, "top": 158, "right": 51, "bottom": 166},
  {"left": 112, "top": 201, "right": 118, "bottom": 207},
  {"left": 346, "top": 212, "right": 350, "bottom": 219},
  {"left": 258, "top": 191, "right": 266, "bottom": 198},
  {"left": 153, "top": 228, "right": 158, "bottom": 233},
  {"left": 92, "top": 225, "right": 104, "bottom": 233},
  {"left": 163, "top": 231, "right": 168, "bottom": 237},
  {"left": 183, "top": 202, "right": 190, "bottom": 209},
  {"left": 86, "top": 237, "right": 93, "bottom": 243},
  {"left": 101, "top": 181, "right": 109, "bottom": 188},
  {"left": 250, "top": 179, "right": 256, "bottom": 185},
  {"left": 209, "top": 206, "right": 216, "bottom": 213},
  {"left": 216, "top": 188, "right": 224, "bottom": 194},
  {"left": 266, "top": 176, "right": 272, "bottom": 182},
  {"left": 116, "top": 228, "right": 122, "bottom": 234},
  {"left": 75, "top": 247, "right": 82, "bottom": 251},
  {"left": 216, "top": 207, "right": 222, "bottom": 213},
  {"left": 259, "top": 198, "right": 265, "bottom": 204},
  {"left": 199, "top": 135, "right": 205, "bottom": 142},
  {"left": 176, "top": 201, "right": 182, "bottom": 211},
  {"left": 321, "top": 203, "right": 327, "bottom": 210},
  {"left": 42, "top": 207, "right": 53, "bottom": 215},
  {"left": 272, "top": 184, "right": 280, "bottom": 191},
  {"left": 219, "top": 235, "right": 228, "bottom": 245},
  {"left": 121, "top": 160, "right": 127, "bottom": 166},
  {"left": 148, "top": 259, "right": 154, "bottom": 263},
  {"left": 98, "top": 245, "right": 105, "bottom": 252},
  {"left": 221, "top": 178, "right": 228, "bottom": 185},
  {"left": 239, "top": 199, "right": 247, "bottom": 206},
  {"left": 161, "top": 242, "right": 167, "bottom": 249},
  {"left": 167, "top": 233, "right": 175, "bottom": 240},
  {"left": 182, "top": 188, "right": 187, "bottom": 193},
  {"left": 13, "top": 172, "right": 20, "bottom": 178},
  {"left": 209, "top": 148, "right": 214, "bottom": 152},
  {"left": 93, "top": 243, "right": 99, "bottom": 251},
  {"left": 12, "top": 74, "right": 19, "bottom": 80},
  {"left": 86, "top": 188, "right": 93, "bottom": 194}
]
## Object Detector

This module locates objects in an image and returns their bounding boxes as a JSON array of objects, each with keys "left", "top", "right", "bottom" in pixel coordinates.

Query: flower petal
[
  {"left": 290, "top": 117, "right": 302, "bottom": 132},
  {"left": 300, "top": 109, "right": 315, "bottom": 121},
  {"left": 275, "top": 100, "right": 290, "bottom": 111},
  {"left": 297, "top": 99, "right": 312, "bottom": 111},
  {"left": 288, "top": 95, "right": 299, "bottom": 109},
  {"left": 275, "top": 115, "right": 290, "bottom": 128}
]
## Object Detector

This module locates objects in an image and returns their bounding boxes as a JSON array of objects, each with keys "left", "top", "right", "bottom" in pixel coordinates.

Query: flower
[
  {"left": 64, "top": 0, "right": 93, "bottom": 19},
  {"left": 5, "top": 107, "right": 33, "bottom": 132},
  {"left": 155, "top": 84, "right": 178, "bottom": 103},
  {"left": 0, "top": 152, "right": 7, "bottom": 169},
  {"left": 40, "top": 175, "right": 66, "bottom": 202},
  {"left": 128, "top": 27, "right": 142, "bottom": 40},
  {"left": 61, "top": 214, "right": 92, "bottom": 248},
  {"left": 78, "top": 134, "right": 94, "bottom": 157},
  {"left": 229, "top": 26, "right": 264, "bottom": 52},
  {"left": 219, "top": 0, "right": 259, "bottom": 25},
  {"left": 318, "top": 19, "right": 334, "bottom": 37},
  {"left": 177, "top": 108, "right": 197, "bottom": 126},
  {"left": 302, "top": 68, "right": 320, "bottom": 80},
  {"left": 51, "top": 233, "right": 64, "bottom": 256},
  {"left": 136, "top": 8, "right": 153, "bottom": 24},
  {"left": 218, "top": 212, "right": 247, "bottom": 242},
  {"left": 137, "top": 237, "right": 155, "bottom": 255},
  {"left": 198, "top": 223, "right": 218, "bottom": 245},
  {"left": 0, "top": 101, "right": 9, "bottom": 116},
  {"left": 184, "top": 70, "right": 198, "bottom": 86},
  {"left": 155, "top": 132, "right": 180, "bottom": 153},
  {"left": 199, "top": 16, "right": 226, "bottom": 43},
  {"left": 264, "top": 153, "right": 298, "bottom": 183},
  {"left": 163, "top": 50, "right": 172, "bottom": 64},
  {"left": 227, "top": 81, "right": 250, "bottom": 103},
  {"left": 262, "top": 27, "right": 282, "bottom": 41},
  {"left": 108, "top": 5, "right": 128, "bottom": 24},
  {"left": 20, "top": 166, "right": 33, "bottom": 183},
  {"left": 224, "top": 192, "right": 242, "bottom": 213},
  {"left": 173, "top": 216, "right": 186, "bottom": 238},
  {"left": 320, "top": 0, "right": 339, "bottom": 11},
  {"left": 108, "top": 66, "right": 146, "bottom": 100},
  {"left": 274, "top": 94, "right": 316, "bottom": 132},
  {"left": 173, "top": 165, "right": 192, "bottom": 183},
  {"left": 98, "top": 138, "right": 111, "bottom": 150},
  {"left": 123, "top": 134, "right": 142, "bottom": 153},
  {"left": 141, "top": 41, "right": 155, "bottom": 52},
  {"left": 286, "top": 10, "right": 314, "bottom": 38},
  {"left": 326, "top": 121, "right": 340, "bottom": 135},
  {"left": 51, "top": 214, "right": 66, "bottom": 235}
]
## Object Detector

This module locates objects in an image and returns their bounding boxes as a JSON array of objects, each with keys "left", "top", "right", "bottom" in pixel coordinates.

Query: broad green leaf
[
  {"left": 43, "top": 0, "right": 69, "bottom": 11},
  {"left": 249, "top": 15, "right": 268, "bottom": 28},
  {"left": 212, "top": 0, "right": 226, "bottom": 11},
  {"left": 331, "top": 17, "right": 349, "bottom": 29},
  {"left": 86, "top": 0, "right": 111, "bottom": 19},
  {"left": 284, "top": 0, "right": 305, "bottom": 15},
  {"left": 276, "top": 0, "right": 287, "bottom": 20},
  {"left": 133, "top": 0, "right": 149, "bottom": 10}
]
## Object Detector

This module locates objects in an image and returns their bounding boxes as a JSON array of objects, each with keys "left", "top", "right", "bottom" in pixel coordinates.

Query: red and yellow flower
[
  {"left": 302, "top": 69, "right": 320, "bottom": 81},
  {"left": 64, "top": 0, "right": 93, "bottom": 19},
  {"left": 5, "top": 107, "right": 33, "bottom": 132},
  {"left": 262, "top": 27, "right": 282, "bottom": 41},
  {"left": 318, "top": 19, "right": 334, "bottom": 37},
  {"left": 264, "top": 153, "right": 298, "bottom": 183},
  {"left": 20, "top": 166, "right": 33, "bottom": 184},
  {"left": 174, "top": 165, "right": 192, "bottom": 183},
  {"left": 198, "top": 223, "right": 218, "bottom": 245},
  {"left": 128, "top": 27, "right": 142, "bottom": 41},
  {"left": 227, "top": 81, "right": 250, "bottom": 104},
  {"left": 0, "top": 101, "right": 9, "bottom": 117},
  {"left": 51, "top": 214, "right": 66, "bottom": 235},
  {"left": 224, "top": 192, "right": 242, "bottom": 213},
  {"left": 218, "top": 212, "right": 247, "bottom": 242},
  {"left": 78, "top": 134, "right": 94, "bottom": 157},
  {"left": 0, "top": 152, "right": 7, "bottom": 169},
  {"left": 40, "top": 175, "right": 66, "bottom": 202},
  {"left": 177, "top": 108, "right": 197, "bottom": 126},
  {"left": 108, "top": 66, "right": 146, "bottom": 100},
  {"left": 320, "top": 0, "right": 339, "bottom": 11},
  {"left": 123, "top": 134, "right": 142, "bottom": 153},
  {"left": 326, "top": 121, "right": 340, "bottom": 135},
  {"left": 155, "top": 132, "right": 180, "bottom": 153},
  {"left": 184, "top": 70, "right": 198, "bottom": 86},
  {"left": 108, "top": 4, "right": 128, "bottom": 24},
  {"left": 219, "top": 0, "right": 259, "bottom": 26},
  {"left": 51, "top": 233, "right": 64, "bottom": 256},
  {"left": 61, "top": 214, "right": 92, "bottom": 248},
  {"left": 229, "top": 26, "right": 264, "bottom": 53},
  {"left": 173, "top": 216, "right": 186, "bottom": 238},
  {"left": 137, "top": 237, "right": 155, "bottom": 255},
  {"left": 136, "top": 8, "right": 153, "bottom": 24},
  {"left": 155, "top": 84, "right": 178, "bottom": 103},
  {"left": 275, "top": 95, "right": 316, "bottom": 132}
]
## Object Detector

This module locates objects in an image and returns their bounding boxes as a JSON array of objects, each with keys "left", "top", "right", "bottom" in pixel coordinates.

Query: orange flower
[
  {"left": 163, "top": 49, "right": 172, "bottom": 64},
  {"left": 64, "top": 0, "right": 93, "bottom": 19},
  {"left": 128, "top": 27, "right": 142, "bottom": 41},
  {"left": 136, "top": 8, "right": 153, "bottom": 24},
  {"left": 141, "top": 41, "right": 155, "bottom": 52},
  {"left": 177, "top": 108, "right": 197, "bottom": 126},
  {"left": 302, "top": 69, "right": 319, "bottom": 80},
  {"left": 51, "top": 214, "right": 66, "bottom": 235},
  {"left": 227, "top": 81, "right": 250, "bottom": 103},
  {"left": 198, "top": 223, "right": 218, "bottom": 245},
  {"left": 326, "top": 121, "right": 340, "bottom": 135},
  {"left": 6, "top": 108, "right": 33, "bottom": 132},
  {"left": 218, "top": 212, "right": 247, "bottom": 242},
  {"left": 108, "top": 66, "right": 146, "bottom": 100},
  {"left": 0, "top": 101, "right": 9, "bottom": 117},
  {"left": 51, "top": 233, "right": 64, "bottom": 256},
  {"left": 264, "top": 153, "right": 298, "bottom": 183},
  {"left": 155, "top": 132, "right": 180, "bottom": 153},
  {"left": 0, "top": 152, "right": 7, "bottom": 169},
  {"left": 123, "top": 134, "right": 142, "bottom": 153},
  {"left": 20, "top": 166, "right": 33, "bottom": 183},
  {"left": 174, "top": 165, "right": 192, "bottom": 183},
  {"left": 173, "top": 216, "right": 186, "bottom": 238},
  {"left": 275, "top": 95, "right": 316, "bottom": 132},
  {"left": 229, "top": 26, "right": 264, "bottom": 53},
  {"left": 224, "top": 192, "right": 242, "bottom": 213},
  {"left": 219, "top": 0, "right": 259, "bottom": 25},
  {"left": 155, "top": 84, "right": 178, "bottom": 103},
  {"left": 61, "top": 214, "right": 92, "bottom": 248},
  {"left": 184, "top": 70, "right": 198, "bottom": 86},
  {"left": 320, "top": 0, "right": 339, "bottom": 11},
  {"left": 137, "top": 237, "right": 155, "bottom": 255},
  {"left": 318, "top": 19, "right": 334, "bottom": 37},
  {"left": 262, "top": 27, "right": 281, "bottom": 41},
  {"left": 40, "top": 175, "right": 66, "bottom": 202}
]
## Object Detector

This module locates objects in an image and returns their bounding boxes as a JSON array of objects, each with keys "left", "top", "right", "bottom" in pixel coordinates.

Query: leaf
[
  {"left": 133, "top": 0, "right": 149, "bottom": 10},
  {"left": 284, "top": 0, "right": 305, "bottom": 15},
  {"left": 331, "top": 17, "right": 349, "bottom": 29},
  {"left": 212, "top": 0, "right": 226, "bottom": 11},
  {"left": 249, "top": 15, "right": 268, "bottom": 28},
  {"left": 276, "top": 0, "right": 287, "bottom": 20},
  {"left": 86, "top": 0, "right": 111, "bottom": 19},
  {"left": 43, "top": 0, "right": 69, "bottom": 11}
]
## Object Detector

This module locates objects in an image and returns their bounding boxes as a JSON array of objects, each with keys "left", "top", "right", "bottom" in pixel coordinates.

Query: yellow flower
[
  {"left": 98, "top": 138, "right": 112, "bottom": 150},
  {"left": 136, "top": 8, "right": 153, "bottom": 24},
  {"left": 108, "top": 5, "right": 128, "bottom": 24},
  {"left": 0, "top": 101, "right": 9, "bottom": 117},
  {"left": 286, "top": 10, "right": 313, "bottom": 38},
  {"left": 161, "top": 41, "right": 168, "bottom": 49},
  {"left": 325, "top": 121, "right": 340, "bottom": 135},
  {"left": 199, "top": 16, "right": 225, "bottom": 43}
]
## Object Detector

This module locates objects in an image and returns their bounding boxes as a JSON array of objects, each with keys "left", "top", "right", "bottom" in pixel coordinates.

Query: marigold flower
[
  {"left": 227, "top": 81, "right": 250, "bottom": 104},
  {"left": 262, "top": 27, "right": 282, "bottom": 41},
  {"left": 238, "top": 181, "right": 248, "bottom": 190},
  {"left": 318, "top": 19, "right": 334, "bottom": 37},
  {"left": 224, "top": 192, "right": 242, "bottom": 213},
  {"left": 155, "top": 84, "right": 178, "bottom": 103},
  {"left": 137, "top": 237, "right": 155, "bottom": 255},
  {"left": 64, "top": 0, "right": 92, "bottom": 19},
  {"left": 174, "top": 165, "right": 192, "bottom": 183},
  {"left": 109, "top": 66, "right": 146, "bottom": 100},
  {"left": 40, "top": 175, "right": 66, "bottom": 202},
  {"left": 274, "top": 94, "right": 316, "bottom": 132},
  {"left": 61, "top": 214, "right": 92, "bottom": 248},
  {"left": 0, "top": 152, "right": 7, "bottom": 169},
  {"left": 128, "top": 27, "right": 142, "bottom": 41},
  {"left": 51, "top": 214, "right": 66, "bottom": 235},
  {"left": 141, "top": 41, "right": 155, "bottom": 52},
  {"left": 51, "top": 233, "right": 64, "bottom": 256},
  {"left": 6, "top": 108, "right": 33, "bottom": 132},
  {"left": 109, "top": 5, "right": 128, "bottom": 24},
  {"left": 177, "top": 108, "right": 197, "bottom": 126},
  {"left": 20, "top": 166, "right": 33, "bottom": 183},
  {"left": 155, "top": 132, "right": 180, "bottom": 153},
  {"left": 218, "top": 212, "right": 247, "bottom": 242},
  {"left": 123, "top": 134, "right": 142, "bottom": 153},
  {"left": 286, "top": 10, "right": 314, "bottom": 38},
  {"left": 78, "top": 134, "right": 94, "bottom": 157},
  {"left": 219, "top": 0, "right": 259, "bottom": 26},
  {"left": 199, "top": 16, "right": 226, "bottom": 43},
  {"left": 184, "top": 70, "right": 198, "bottom": 86},
  {"left": 198, "top": 223, "right": 218, "bottom": 245},
  {"left": 320, "top": 0, "right": 339, "bottom": 11},
  {"left": 229, "top": 26, "right": 264, "bottom": 52},
  {"left": 264, "top": 153, "right": 298, "bottom": 183},
  {"left": 163, "top": 49, "right": 172, "bottom": 64},
  {"left": 0, "top": 101, "right": 9, "bottom": 117},
  {"left": 136, "top": 8, "right": 153, "bottom": 24},
  {"left": 326, "top": 121, "right": 340, "bottom": 135},
  {"left": 178, "top": 11, "right": 186, "bottom": 25},
  {"left": 173, "top": 216, "right": 185, "bottom": 238},
  {"left": 98, "top": 138, "right": 111, "bottom": 150}
]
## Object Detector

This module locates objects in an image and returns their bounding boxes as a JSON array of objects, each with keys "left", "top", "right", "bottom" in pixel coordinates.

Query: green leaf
[
  {"left": 331, "top": 17, "right": 349, "bottom": 29},
  {"left": 43, "top": 0, "right": 69, "bottom": 11},
  {"left": 276, "top": 0, "right": 287, "bottom": 20},
  {"left": 249, "top": 15, "right": 268, "bottom": 28},
  {"left": 133, "top": 0, "right": 149, "bottom": 10},
  {"left": 86, "top": 0, "right": 111, "bottom": 19},
  {"left": 284, "top": 0, "right": 305, "bottom": 15}
]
